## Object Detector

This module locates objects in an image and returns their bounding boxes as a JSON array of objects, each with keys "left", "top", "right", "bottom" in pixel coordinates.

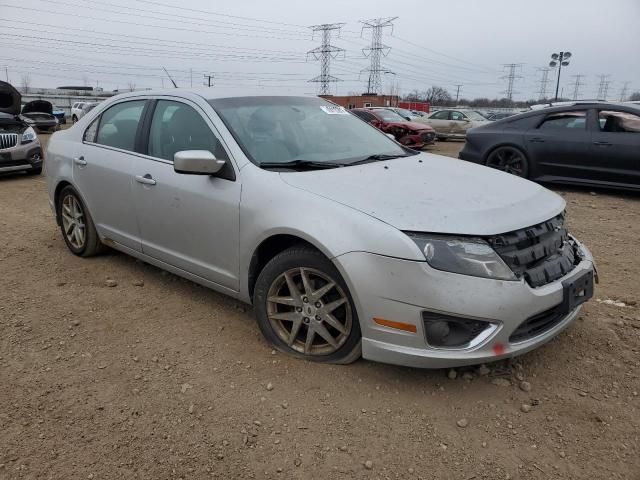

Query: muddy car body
[{"left": 0, "top": 81, "right": 43, "bottom": 175}]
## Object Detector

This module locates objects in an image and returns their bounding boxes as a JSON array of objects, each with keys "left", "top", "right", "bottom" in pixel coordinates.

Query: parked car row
[{"left": 350, "top": 107, "right": 436, "bottom": 149}]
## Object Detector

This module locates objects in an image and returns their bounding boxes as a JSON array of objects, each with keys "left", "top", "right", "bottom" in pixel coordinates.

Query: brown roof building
[{"left": 320, "top": 94, "right": 400, "bottom": 109}]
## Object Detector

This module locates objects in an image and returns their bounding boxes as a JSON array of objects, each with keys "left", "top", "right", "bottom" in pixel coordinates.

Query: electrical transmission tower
[
  {"left": 501, "top": 64, "right": 523, "bottom": 101},
  {"left": 454, "top": 84, "right": 463, "bottom": 104},
  {"left": 306, "top": 23, "right": 345, "bottom": 95},
  {"left": 570, "top": 74, "right": 585, "bottom": 100},
  {"left": 536, "top": 67, "right": 551, "bottom": 100},
  {"left": 596, "top": 74, "right": 611, "bottom": 100},
  {"left": 360, "top": 17, "right": 397, "bottom": 94},
  {"left": 619, "top": 81, "right": 630, "bottom": 101}
]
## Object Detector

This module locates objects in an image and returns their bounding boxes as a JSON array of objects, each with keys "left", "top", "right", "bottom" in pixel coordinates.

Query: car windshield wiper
[
  {"left": 347, "top": 153, "right": 414, "bottom": 166},
  {"left": 258, "top": 160, "right": 345, "bottom": 170}
]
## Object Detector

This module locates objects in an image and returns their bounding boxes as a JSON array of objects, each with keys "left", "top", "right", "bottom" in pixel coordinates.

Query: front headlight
[
  {"left": 406, "top": 232, "right": 517, "bottom": 281},
  {"left": 21, "top": 126, "right": 37, "bottom": 143}
]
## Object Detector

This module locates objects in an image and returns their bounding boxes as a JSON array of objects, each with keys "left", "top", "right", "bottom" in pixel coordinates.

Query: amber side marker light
[{"left": 373, "top": 318, "right": 417, "bottom": 333}]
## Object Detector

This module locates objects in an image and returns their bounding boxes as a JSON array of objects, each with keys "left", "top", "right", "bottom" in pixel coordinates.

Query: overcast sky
[{"left": 1, "top": 0, "right": 638, "bottom": 100}]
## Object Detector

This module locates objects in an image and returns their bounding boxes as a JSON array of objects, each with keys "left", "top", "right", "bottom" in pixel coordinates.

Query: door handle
[
  {"left": 529, "top": 137, "right": 545, "bottom": 143},
  {"left": 593, "top": 141, "right": 612, "bottom": 147},
  {"left": 73, "top": 156, "right": 87, "bottom": 166},
  {"left": 135, "top": 174, "right": 157, "bottom": 186}
]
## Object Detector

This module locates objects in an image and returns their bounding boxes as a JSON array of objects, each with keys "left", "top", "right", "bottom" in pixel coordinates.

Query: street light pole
[{"left": 550, "top": 51, "right": 572, "bottom": 101}]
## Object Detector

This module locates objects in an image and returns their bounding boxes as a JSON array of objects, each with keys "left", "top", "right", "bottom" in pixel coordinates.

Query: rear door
[
  {"left": 131, "top": 98, "right": 241, "bottom": 290},
  {"left": 73, "top": 99, "right": 148, "bottom": 251},
  {"left": 589, "top": 108, "right": 640, "bottom": 186},
  {"left": 523, "top": 109, "right": 592, "bottom": 181}
]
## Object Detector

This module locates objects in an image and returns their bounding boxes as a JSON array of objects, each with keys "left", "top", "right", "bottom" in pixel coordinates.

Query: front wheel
[
  {"left": 57, "top": 186, "right": 104, "bottom": 257},
  {"left": 253, "top": 246, "right": 361, "bottom": 364},
  {"left": 486, "top": 146, "right": 529, "bottom": 178},
  {"left": 72, "top": 115, "right": 78, "bottom": 123}
]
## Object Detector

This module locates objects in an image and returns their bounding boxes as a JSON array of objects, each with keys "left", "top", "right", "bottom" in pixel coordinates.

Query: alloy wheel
[
  {"left": 487, "top": 147, "right": 526, "bottom": 176},
  {"left": 61, "top": 194, "right": 86, "bottom": 249},
  {"left": 266, "top": 267, "right": 353, "bottom": 356}
]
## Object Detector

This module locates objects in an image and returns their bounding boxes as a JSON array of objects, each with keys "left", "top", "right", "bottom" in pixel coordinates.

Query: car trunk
[{"left": 22, "top": 100, "right": 53, "bottom": 115}]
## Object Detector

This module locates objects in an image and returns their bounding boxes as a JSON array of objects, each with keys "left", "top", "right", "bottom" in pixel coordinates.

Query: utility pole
[
  {"left": 596, "top": 74, "right": 611, "bottom": 100},
  {"left": 549, "top": 51, "right": 572, "bottom": 101},
  {"left": 570, "top": 74, "right": 585, "bottom": 100},
  {"left": 619, "top": 81, "right": 630, "bottom": 101},
  {"left": 203, "top": 74, "right": 214, "bottom": 87},
  {"left": 360, "top": 17, "right": 397, "bottom": 95},
  {"left": 4, "top": 67, "right": 8, "bottom": 82},
  {"left": 306, "top": 23, "right": 345, "bottom": 96},
  {"left": 536, "top": 67, "right": 551, "bottom": 100},
  {"left": 454, "top": 84, "right": 463, "bottom": 104},
  {"left": 501, "top": 63, "right": 523, "bottom": 102}
]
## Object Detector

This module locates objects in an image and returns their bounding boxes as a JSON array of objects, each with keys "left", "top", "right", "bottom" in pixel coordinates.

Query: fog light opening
[{"left": 423, "top": 312, "right": 493, "bottom": 348}]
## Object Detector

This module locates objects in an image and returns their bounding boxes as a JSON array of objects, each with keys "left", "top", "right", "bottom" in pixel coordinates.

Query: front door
[
  {"left": 450, "top": 111, "right": 469, "bottom": 136},
  {"left": 132, "top": 99, "right": 241, "bottom": 291},
  {"left": 427, "top": 110, "right": 452, "bottom": 136},
  {"left": 73, "top": 99, "right": 147, "bottom": 251}
]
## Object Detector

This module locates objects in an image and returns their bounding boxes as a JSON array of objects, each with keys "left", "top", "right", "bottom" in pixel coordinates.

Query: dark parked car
[
  {"left": 0, "top": 81, "right": 43, "bottom": 175},
  {"left": 21, "top": 100, "right": 58, "bottom": 132},
  {"left": 350, "top": 108, "right": 436, "bottom": 149},
  {"left": 459, "top": 102, "right": 640, "bottom": 190}
]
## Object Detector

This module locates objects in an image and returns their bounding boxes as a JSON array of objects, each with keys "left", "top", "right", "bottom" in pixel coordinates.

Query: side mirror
[{"left": 174, "top": 150, "right": 225, "bottom": 175}]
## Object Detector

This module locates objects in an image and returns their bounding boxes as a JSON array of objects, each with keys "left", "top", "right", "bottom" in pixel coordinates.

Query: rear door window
[
  {"left": 538, "top": 111, "right": 587, "bottom": 130},
  {"left": 95, "top": 100, "right": 146, "bottom": 151},
  {"left": 451, "top": 111, "right": 466, "bottom": 121},
  {"left": 598, "top": 110, "right": 640, "bottom": 133}
]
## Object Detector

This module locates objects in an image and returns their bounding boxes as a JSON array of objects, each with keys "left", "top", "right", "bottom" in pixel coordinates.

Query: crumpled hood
[
  {"left": 280, "top": 153, "right": 565, "bottom": 236},
  {"left": 390, "top": 121, "right": 434, "bottom": 131}
]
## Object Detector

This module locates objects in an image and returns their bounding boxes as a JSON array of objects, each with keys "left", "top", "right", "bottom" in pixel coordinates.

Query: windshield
[
  {"left": 464, "top": 111, "right": 486, "bottom": 121},
  {"left": 373, "top": 109, "right": 407, "bottom": 122},
  {"left": 209, "top": 97, "right": 407, "bottom": 166},
  {"left": 393, "top": 107, "right": 415, "bottom": 118}
]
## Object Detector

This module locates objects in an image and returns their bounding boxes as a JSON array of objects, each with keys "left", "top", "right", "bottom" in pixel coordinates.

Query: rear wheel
[
  {"left": 253, "top": 246, "right": 361, "bottom": 364},
  {"left": 486, "top": 146, "right": 529, "bottom": 178},
  {"left": 57, "top": 186, "right": 104, "bottom": 257}
]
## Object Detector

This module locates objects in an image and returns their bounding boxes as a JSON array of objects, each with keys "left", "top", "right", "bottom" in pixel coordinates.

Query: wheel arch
[
  {"left": 53, "top": 180, "right": 74, "bottom": 225},
  {"left": 247, "top": 233, "right": 328, "bottom": 302},
  {"left": 483, "top": 142, "right": 529, "bottom": 165}
]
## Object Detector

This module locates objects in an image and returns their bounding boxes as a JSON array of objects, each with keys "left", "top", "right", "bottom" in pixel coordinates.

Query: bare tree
[
  {"left": 127, "top": 82, "right": 136, "bottom": 92},
  {"left": 630, "top": 91, "right": 640, "bottom": 101},
  {"left": 20, "top": 74, "right": 31, "bottom": 94},
  {"left": 424, "top": 86, "right": 452, "bottom": 105}
]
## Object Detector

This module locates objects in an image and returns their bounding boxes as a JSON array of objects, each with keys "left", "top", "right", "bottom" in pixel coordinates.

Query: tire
[
  {"left": 72, "top": 115, "right": 78, "bottom": 123},
  {"left": 485, "top": 145, "right": 529, "bottom": 178},
  {"left": 57, "top": 186, "right": 104, "bottom": 257},
  {"left": 253, "top": 245, "right": 362, "bottom": 364}
]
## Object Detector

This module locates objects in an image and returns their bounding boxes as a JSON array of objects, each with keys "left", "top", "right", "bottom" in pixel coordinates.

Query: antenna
[{"left": 162, "top": 67, "right": 178, "bottom": 88}]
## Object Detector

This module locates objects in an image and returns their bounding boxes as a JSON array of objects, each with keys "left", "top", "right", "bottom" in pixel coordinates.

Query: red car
[{"left": 350, "top": 108, "right": 436, "bottom": 149}]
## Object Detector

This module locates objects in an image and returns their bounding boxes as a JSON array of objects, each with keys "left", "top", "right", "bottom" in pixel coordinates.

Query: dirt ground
[{"left": 1, "top": 133, "right": 639, "bottom": 480}]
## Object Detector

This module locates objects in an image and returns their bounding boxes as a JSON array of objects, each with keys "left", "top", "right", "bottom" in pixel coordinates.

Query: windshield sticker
[{"left": 320, "top": 105, "right": 349, "bottom": 115}]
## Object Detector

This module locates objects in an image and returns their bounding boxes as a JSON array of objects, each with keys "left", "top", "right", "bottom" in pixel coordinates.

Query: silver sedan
[{"left": 45, "top": 91, "right": 595, "bottom": 368}]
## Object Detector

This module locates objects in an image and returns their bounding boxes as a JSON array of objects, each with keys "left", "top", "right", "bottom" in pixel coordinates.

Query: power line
[
  {"left": 501, "top": 64, "right": 523, "bottom": 101},
  {"left": 360, "top": 17, "right": 397, "bottom": 94},
  {"left": 307, "top": 23, "right": 345, "bottom": 96},
  {"left": 570, "top": 74, "right": 586, "bottom": 100}
]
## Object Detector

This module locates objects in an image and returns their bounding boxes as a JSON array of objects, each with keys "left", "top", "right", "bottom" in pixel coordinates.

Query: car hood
[
  {"left": 0, "top": 81, "right": 22, "bottom": 115},
  {"left": 279, "top": 153, "right": 565, "bottom": 236},
  {"left": 22, "top": 100, "right": 53, "bottom": 115}
]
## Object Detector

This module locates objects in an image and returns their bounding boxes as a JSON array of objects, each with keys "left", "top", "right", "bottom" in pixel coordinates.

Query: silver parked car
[
  {"left": 418, "top": 109, "right": 489, "bottom": 140},
  {"left": 45, "top": 91, "right": 596, "bottom": 368}
]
